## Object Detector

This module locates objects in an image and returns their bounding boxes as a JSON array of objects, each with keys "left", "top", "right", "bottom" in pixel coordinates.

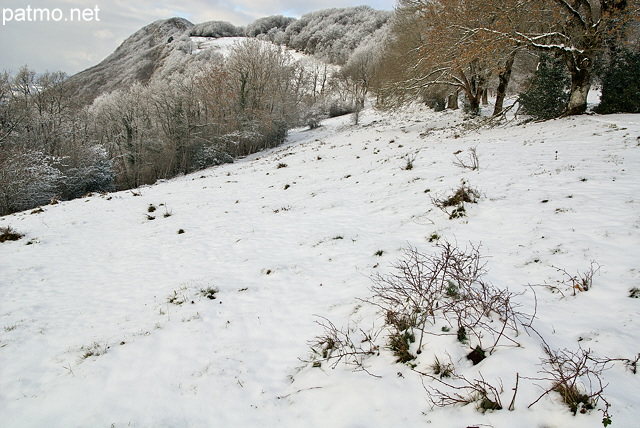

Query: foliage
[
  {"left": 378, "top": 0, "right": 638, "bottom": 117},
  {"left": 0, "top": 67, "right": 115, "bottom": 215},
  {"left": 551, "top": 262, "right": 601, "bottom": 296},
  {"left": 377, "top": 0, "right": 519, "bottom": 115},
  {"left": 518, "top": 54, "right": 570, "bottom": 120},
  {"left": 199, "top": 286, "right": 219, "bottom": 300},
  {"left": 371, "top": 241, "right": 527, "bottom": 356},
  {"left": 528, "top": 346, "right": 612, "bottom": 420},
  {"left": 453, "top": 147, "right": 480, "bottom": 171},
  {"left": 307, "top": 316, "right": 380, "bottom": 374},
  {"left": 431, "top": 357, "right": 455, "bottom": 378},
  {"left": 596, "top": 49, "right": 640, "bottom": 114},
  {"left": 388, "top": 329, "right": 416, "bottom": 363},
  {"left": 0, "top": 8, "right": 399, "bottom": 214}
]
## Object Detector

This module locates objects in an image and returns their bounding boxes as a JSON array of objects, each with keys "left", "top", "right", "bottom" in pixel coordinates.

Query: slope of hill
[
  {"left": 65, "top": 7, "right": 391, "bottom": 103},
  {"left": 1, "top": 106, "right": 639, "bottom": 427},
  {"left": 67, "top": 17, "right": 194, "bottom": 102}
]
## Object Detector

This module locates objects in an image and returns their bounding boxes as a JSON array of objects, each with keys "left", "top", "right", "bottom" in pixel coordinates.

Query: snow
[
  {"left": 189, "top": 36, "right": 310, "bottom": 62},
  {"left": 1, "top": 106, "right": 640, "bottom": 427},
  {"left": 190, "top": 36, "right": 244, "bottom": 55}
]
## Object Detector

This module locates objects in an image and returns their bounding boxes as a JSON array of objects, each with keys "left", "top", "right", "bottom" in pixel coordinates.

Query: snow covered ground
[
  {"left": 190, "top": 36, "right": 243, "bottom": 55},
  {"left": 190, "top": 35, "right": 320, "bottom": 62},
  {"left": 1, "top": 106, "right": 639, "bottom": 427}
]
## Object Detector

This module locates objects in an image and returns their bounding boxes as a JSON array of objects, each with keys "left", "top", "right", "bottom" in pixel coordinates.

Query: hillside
[
  {"left": 1, "top": 105, "right": 640, "bottom": 427},
  {"left": 65, "top": 7, "right": 391, "bottom": 103},
  {"left": 67, "top": 18, "right": 194, "bottom": 102}
]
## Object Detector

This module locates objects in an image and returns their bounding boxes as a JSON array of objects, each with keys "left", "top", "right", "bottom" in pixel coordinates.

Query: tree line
[
  {"left": 375, "top": 0, "right": 639, "bottom": 117},
  {"left": 0, "top": 37, "right": 367, "bottom": 215}
]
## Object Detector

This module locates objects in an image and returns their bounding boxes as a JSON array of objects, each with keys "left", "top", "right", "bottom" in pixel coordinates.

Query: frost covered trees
[
  {"left": 189, "top": 21, "right": 243, "bottom": 38},
  {"left": 86, "top": 39, "right": 313, "bottom": 189},
  {"left": 245, "top": 15, "right": 296, "bottom": 39},
  {"left": 195, "top": 39, "right": 298, "bottom": 157},
  {"left": 341, "top": 24, "right": 390, "bottom": 108},
  {"left": 284, "top": 6, "right": 391, "bottom": 65},
  {"left": 0, "top": 150, "right": 59, "bottom": 215},
  {"left": 0, "top": 67, "right": 114, "bottom": 215},
  {"left": 0, "top": 9, "right": 398, "bottom": 215}
]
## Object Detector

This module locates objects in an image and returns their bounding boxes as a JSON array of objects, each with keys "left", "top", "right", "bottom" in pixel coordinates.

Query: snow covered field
[{"left": 1, "top": 106, "right": 639, "bottom": 427}]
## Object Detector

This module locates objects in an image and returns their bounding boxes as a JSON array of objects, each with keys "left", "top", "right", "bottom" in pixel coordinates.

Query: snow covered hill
[
  {"left": 68, "top": 18, "right": 194, "bottom": 102},
  {"left": 1, "top": 106, "right": 639, "bottom": 427}
]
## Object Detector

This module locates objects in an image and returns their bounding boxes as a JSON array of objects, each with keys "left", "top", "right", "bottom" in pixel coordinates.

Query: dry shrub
[{"left": 0, "top": 226, "right": 23, "bottom": 243}]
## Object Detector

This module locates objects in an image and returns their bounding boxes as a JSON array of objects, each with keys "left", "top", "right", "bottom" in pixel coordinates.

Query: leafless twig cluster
[
  {"left": 527, "top": 346, "right": 611, "bottom": 418},
  {"left": 553, "top": 262, "right": 601, "bottom": 295},
  {"left": 453, "top": 147, "right": 480, "bottom": 171},
  {"left": 416, "top": 367, "right": 505, "bottom": 413},
  {"left": 306, "top": 316, "right": 381, "bottom": 376},
  {"left": 302, "top": 242, "right": 629, "bottom": 423},
  {"left": 370, "top": 241, "right": 529, "bottom": 356}
]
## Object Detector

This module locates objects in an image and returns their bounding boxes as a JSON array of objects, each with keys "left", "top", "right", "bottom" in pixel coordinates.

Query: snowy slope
[{"left": 1, "top": 106, "right": 639, "bottom": 427}]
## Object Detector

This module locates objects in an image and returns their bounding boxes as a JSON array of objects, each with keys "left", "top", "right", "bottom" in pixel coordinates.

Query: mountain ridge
[{"left": 68, "top": 17, "right": 194, "bottom": 102}]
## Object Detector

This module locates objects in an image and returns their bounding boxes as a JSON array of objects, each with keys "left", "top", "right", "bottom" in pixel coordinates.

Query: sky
[{"left": 0, "top": 0, "right": 396, "bottom": 75}]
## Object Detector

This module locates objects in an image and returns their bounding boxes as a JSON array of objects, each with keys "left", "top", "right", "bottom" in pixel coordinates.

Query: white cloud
[{"left": 93, "top": 29, "right": 114, "bottom": 40}]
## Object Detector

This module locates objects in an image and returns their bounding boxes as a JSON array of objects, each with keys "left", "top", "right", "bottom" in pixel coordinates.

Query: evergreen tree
[
  {"left": 518, "top": 54, "right": 569, "bottom": 120},
  {"left": 595, "top": 49, "right": 640, "bottom": 114}
]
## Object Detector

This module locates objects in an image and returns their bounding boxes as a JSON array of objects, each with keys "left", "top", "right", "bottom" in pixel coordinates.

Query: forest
[{"left": 1, "top": 1, "right": 638, "bottom": 216}]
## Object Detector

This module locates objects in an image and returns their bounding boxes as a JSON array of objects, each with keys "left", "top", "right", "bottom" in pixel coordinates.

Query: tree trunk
[
  {"left": 465, "top": 93, "right": 481, "bottom": 115},
  {"left": 493, "top": 51, "right": 516, "bottom": 116},
  {"left": 564, "top": 53, "right": 593, "bottom": 116},
  {"left": 447, "top": 90, "right": 459, "bottom": 109}
]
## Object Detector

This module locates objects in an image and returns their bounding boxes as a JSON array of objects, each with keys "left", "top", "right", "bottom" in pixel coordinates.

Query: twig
[
  {"left": 277, "top": 386, "right": 323, "bottom": 399},
  {"left": 508, "top": 373, "right": 519, "bottom": 411}
]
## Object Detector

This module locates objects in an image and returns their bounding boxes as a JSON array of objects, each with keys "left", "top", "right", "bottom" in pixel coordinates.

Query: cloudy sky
[{"left": 1, "top": 0, "right": 396, "bottom": 75}]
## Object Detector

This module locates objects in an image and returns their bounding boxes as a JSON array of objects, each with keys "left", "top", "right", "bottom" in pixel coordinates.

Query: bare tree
[
  {"left": 462, "top": 0, "right": 639, "bottom": 115},
  {"left": 378, "top": 0, "right": 520, "bottom": 115}
]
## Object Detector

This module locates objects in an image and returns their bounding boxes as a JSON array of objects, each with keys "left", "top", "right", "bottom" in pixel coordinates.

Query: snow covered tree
[
  {"left": 55, "top": 145, "right": 115, "bottom": 200},
  {"left": 463, "top": 0, "right": 640, "bottom": 115},
  {"left": 245, "top": 15, "right": 296, "bottom": 38},
  {"left": 0, "top": 71, "right": 23, "bottom": 145},
  {"left": 223, "top": 39, "right": 301, "bottom": 154},
  {"left": 510, "top": 0, "right": 638, "bottom": 115},
  {"left": 0, "top": 150, "right": 60, "bottom": 215},
  {"left": 284, "top": 7, "right": 391, "bottom": 65},
  {"left": 189, "top": 21, "right": 243, "bottom": 38},
  {"left": 341, "top": 24, "right": 390, "bottom": 108},
  {"left": 89, "top": 84, "right": 160, "bottom": 189},
  {"left": 379, "top": 0, "right": 637, "bottom": 117}
]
